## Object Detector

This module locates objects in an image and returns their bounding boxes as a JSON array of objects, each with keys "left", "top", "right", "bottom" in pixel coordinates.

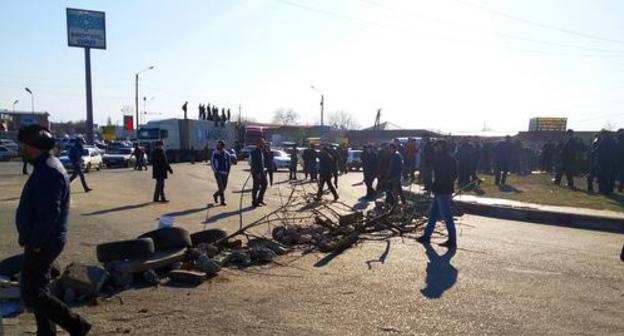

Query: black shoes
[
  {"left": 415, "top": 236, "right": 430, "bottom": 245},
  {"left": 213, "top": 194, "right": 218, "bottom": 204},
  {"left": 438, "top": 240, "right": 457, "bottom": 248}
]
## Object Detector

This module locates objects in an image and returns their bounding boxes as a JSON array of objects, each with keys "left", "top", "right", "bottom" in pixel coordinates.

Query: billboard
[
  {"left": 124, "top": 116, "right": 134, "bottom": 131},
  {"left": 529, "top": 117, "right": 567, "bottom": 132},
  {"left": 66, "top": 8, "right": 106, "bottom": 49}
]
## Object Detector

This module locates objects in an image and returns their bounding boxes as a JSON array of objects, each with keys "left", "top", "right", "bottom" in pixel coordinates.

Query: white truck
[{"left": 137, "top": 119, "right": 238, "bottom": 162}]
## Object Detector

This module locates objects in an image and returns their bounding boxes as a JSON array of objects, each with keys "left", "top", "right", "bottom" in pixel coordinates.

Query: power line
[
  {"left": 273, "top": 0, "right": 624, "bottom": 58},
  {"left": 449, "top": 0, "right": 624, "bottom": 45},
  {"left": 361, "top": 0, "right": 624, "bottom": 54}
]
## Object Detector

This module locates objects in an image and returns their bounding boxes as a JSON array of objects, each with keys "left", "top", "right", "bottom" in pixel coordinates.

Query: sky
[{"left": 2, "top": 0, "right": 624, "bottom": 134}]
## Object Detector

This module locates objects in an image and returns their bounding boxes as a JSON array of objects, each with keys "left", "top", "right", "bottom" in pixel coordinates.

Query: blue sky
[{"left": 2, "top": 0, "right": 624, "bottom": 133}]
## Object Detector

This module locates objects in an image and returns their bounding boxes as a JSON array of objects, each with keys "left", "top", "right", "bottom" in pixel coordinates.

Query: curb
[{"left": 455, "top": 201, "right": 624, "bottom": 234}]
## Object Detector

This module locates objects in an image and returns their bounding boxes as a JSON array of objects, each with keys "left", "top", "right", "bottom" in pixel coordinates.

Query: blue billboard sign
[{"left": 66, "top": 8, "right": 106, "bottom": 49}]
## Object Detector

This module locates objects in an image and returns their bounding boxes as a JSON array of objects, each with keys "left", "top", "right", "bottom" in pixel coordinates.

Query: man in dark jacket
[
  {"left": 455, "top": 138, "right": 473, "bottom": 188},
  {"left": 493, "top": 136, "right": 512, "bottom": 185},
  {"left": 134, "top": 144, "right": 146, "bottom": 171},
  {"left": 385, "top": 143, "right": 405, "bottom": 206},
  {"left": 328, "top": 146, "right": 340, "bottom": 188},
  {"left": 211, "top": 140, "right": 231, "bottom": 205},
  {"left": 302, "top": 144, "right": 314, "bottom": 181},
  {"left": 417, "top": 140, "right": 458, "bottom": 248},
  {"left": 553, "top": 129, "right": 579, "bottom": 188},
  {"left": 151, "top": 141, "right": 173, "bottom": 202},
  {"left": 250, "top": 138, "right": 268, "bottom": 207},
  {"left": 362, "top": 144, "right": 378, "bottom": 199},
  {"left": 264, "top": 144, "right": 275, "bottom": 186},
  {"left": 597, "top": 130, "right": 616, "bottom": 195},
  {"left": 16, "top": 125, "right": 92, "bottom": 335},
  {"left": 586, "top": 134, "right": 600, "bottom": 193},
  {"left": 316, "top": 145, "right": 339, "bottom": 201},
  {"left": 616, "top": 129, "right": 624, "bottom": 192},
  {"left": 289, "top": 145, "right": 298, "bottom": 180},
  {"left": 420, "top": 135, "right": 435, "bottom": 191},
  {"left": 68, "top": 137, "right": 92, "bottom": 192}
]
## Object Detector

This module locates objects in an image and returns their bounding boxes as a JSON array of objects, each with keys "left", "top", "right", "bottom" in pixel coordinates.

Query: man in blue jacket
[
  {"left": 211, "top": 140, "right": 231, "bottom": 206},
  {"left": 68, "top": 137, "right": 92, "bottom": 192},
  {"left": 250, "top": 138, "right": 268, "bottom": 207},
  {"left": 16, "top": 124, "right": 92, "bottom": 335}
]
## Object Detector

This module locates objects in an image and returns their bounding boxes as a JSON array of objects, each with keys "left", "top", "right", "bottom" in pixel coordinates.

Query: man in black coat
[
  {"left": 289, "top": 145, "right": 298, "bottom": 180},
  {"left": 16, "top": 125, "right": 92, "bottom": 335},
  {"left": 417, "top": 140, "right": 458, "bottom": 248},
  {"left": 586, "top": 134, "right": 599, "bottom": 193},
  {"left": 151, "top": 141, "right": 173, "bottom": 202},
  {"left": 420, "top": 134, "right": 434, "bottom": 191},
  {"left": 250, "top": 138, "right": 268, "bottom": 207},
  {"left": 553, "top": 129, "right": 578, "bottom": 188},
  {"left": 264, "top": 143, "right": 275, "bottom": 186},
  {"left": 316, "top": 145, "right": 339, "bottom": 201},
  {"left": 597, "top": 130, "right": 617, "bottom": 195},
  {"left": 362, "top": 144, "right": 378, "bottom": 199}
]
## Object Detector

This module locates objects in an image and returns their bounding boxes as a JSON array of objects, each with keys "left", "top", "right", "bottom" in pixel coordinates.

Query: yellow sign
[{"left": 102, "top": 126, "right": 116, "bottom": 141}]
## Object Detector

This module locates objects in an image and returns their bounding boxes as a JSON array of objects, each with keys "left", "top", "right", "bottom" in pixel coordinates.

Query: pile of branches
[{"left": 224, "top": 180, "right": 455, "bottom": 258}]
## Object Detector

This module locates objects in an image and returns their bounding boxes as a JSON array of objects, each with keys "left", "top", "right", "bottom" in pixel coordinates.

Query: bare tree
[
  {"left": 327, "top": 110, "right": 360, "bottom": 130},
  {"left": 272, "top": 108, "right": 300, "bottom": 125}
]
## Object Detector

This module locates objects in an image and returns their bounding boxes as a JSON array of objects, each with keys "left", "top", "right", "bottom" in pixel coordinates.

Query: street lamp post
[
  {"left": 24, "top": 87, "right": 34, "bottom": 112},
  {"left": 135, "top": 66, "right": 154, "bottom": 130},
  {"left": 310, "top": 85, "right": 324, "bottom": 128},
  {"left": 12, "top": 100, "right": 18, "bottom": 113}
]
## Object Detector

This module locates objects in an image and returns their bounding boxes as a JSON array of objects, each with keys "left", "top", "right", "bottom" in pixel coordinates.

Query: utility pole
[
  {"left": 320, "top": 94, "right": 324, "bottom": 128},
  {"left": 135, "top": 73, "right": 139, "bottom": 129}
]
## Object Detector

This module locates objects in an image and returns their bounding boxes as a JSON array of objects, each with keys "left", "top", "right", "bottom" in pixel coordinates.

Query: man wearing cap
[
  {"left": 16, "top": 124, "right": 92, "bottom": 335},
  {"left": 68, "top": 137, "right": 92, "bottom": 193}
]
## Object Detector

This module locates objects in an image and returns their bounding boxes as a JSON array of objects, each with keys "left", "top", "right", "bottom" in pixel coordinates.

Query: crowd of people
[{"left": 197, "top": 103, "right": 232, "bottom": 128}]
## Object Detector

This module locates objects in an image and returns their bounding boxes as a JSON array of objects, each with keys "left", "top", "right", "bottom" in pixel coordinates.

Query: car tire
[
  {"left": 190, "top": 229, "right": 227, "bottom": 247},
  {"left": 96, "top": 238, "right": 155, "bottom": 263},
  {"left": 138, "top": 227, "right": 192, "bottom": 252}
]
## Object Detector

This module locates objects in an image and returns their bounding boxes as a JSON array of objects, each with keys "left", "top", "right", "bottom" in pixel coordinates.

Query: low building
[{"left": 0, "top": 110, "right": 51, "bottom": 132}]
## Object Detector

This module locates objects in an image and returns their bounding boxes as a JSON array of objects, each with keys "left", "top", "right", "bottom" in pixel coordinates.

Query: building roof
[{"left": 1, "top": 110, "right": 49, "bottom": 116}]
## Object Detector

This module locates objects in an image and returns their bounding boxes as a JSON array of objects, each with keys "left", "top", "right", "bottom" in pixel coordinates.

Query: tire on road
[
  {"left": 96, "top": 238, "right": 155, "bottom": 263},
  {"left": 138, "top": 227, "right": 192, "bottom": 251},
  {"left": 190, "top": 229, "right": 227, "bottom": 247}
]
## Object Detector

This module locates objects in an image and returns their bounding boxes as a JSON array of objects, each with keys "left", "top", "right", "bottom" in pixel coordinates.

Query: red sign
[{"left": 124, "top": 115, "right": 134, "bottom": 131}]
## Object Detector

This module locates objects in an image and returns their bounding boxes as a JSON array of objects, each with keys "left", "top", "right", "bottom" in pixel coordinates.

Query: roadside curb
[{"left": 455, "top": 200, "right": 624, "bottom": 234}]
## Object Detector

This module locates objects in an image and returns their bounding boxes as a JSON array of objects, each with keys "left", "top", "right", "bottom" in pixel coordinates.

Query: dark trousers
[
  {"left": 21, "top": 242, "right": 87, "bottom": 335},
  {"left": 421, "top": 166, "right": 433, "bottom": 191},
  {"left": 267, "top": 170, "right": 274, "bottom": 186},
  {"left": 317, "top": 173, "right": 338, "bottom": 200},
  {"left": 252, "top": 172, "right": 268, "bottom": 205},
  {"left": 289, "top": 165, "right": 297, "bottom": 180},
  {"left": 554, "top": 166, "right": 574, "bottom": 187},
  {"left": 385, "top": 178, "right": 405, "bottom": 206},
  {"left": 364, "top": 171, "right": 376, "bottom": 198},
  {"left": 213, "top": 173, "right": 228, "bottom": 204},
  {"left": 69, "top": 162, "right": 89, "bottom": 191},
  {"left": 494, "top": 162, "right": 509, "bottom": 185},
  {"left": 587, "top": 169, "right": 597, "bottom": 192},
  {"left": 333, "top": 169, "right": 339, "bottom": 188},
  {"left": 23, "top": 160, "right": 28, "bottom": 175},
  {"left": 306, "top": 163, "right": 317, "bottom": 181},
  {"left": 153, "top": 178, "right": 166, "bottom": 201}
]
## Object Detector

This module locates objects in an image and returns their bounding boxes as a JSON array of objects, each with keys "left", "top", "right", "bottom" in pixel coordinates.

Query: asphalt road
[{"left": 0, "top": 161, "right": 622, "bottom": 335}]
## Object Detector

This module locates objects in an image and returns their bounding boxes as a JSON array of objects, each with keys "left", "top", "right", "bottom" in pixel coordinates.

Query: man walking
[
  {"left": 362, "top": 144, "right": 378, "bottom": 199},
  {"left": 152, "top": 141, "right": 173, "bottom": 203},
  {"left": 16, "top": 125, "right": 92, "bottom": 335},
  {"left": 553, "top": 129, "right": 578, "bottom": 188},
  {"left": 417, "top": 140, "right": 458, "bottom": 248},
  {"left": 211, "top": 140, "right": 231, "bottom": 206},
  {"left": 68, "top": 137, "right": 92, "bottom": 193},
  {"left": 317, "top": 145, "right": 339, "bottom": 201},
  {"left": 134, "top": 144, "right": 146, "bottom": 170},
  {"left": 386, "top": 143, "right": 405, "bottom": 206},
  {"left": 420, "top": 134, "right": 434, "bottom": 191},
  {"left": 494, "top": 136, "right": 512, "bottom": 186},
  {"left": 264, "top": 143, "right": 275, "bottom": 186},
  {"left": 288, "top": 145, "right": 298, "bottom": 180},
  {"left": 250, "top": 138, "right": 268, "bottom": 207}
]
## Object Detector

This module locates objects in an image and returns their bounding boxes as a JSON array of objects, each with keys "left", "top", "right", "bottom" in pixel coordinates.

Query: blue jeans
[{"left": 422, "top": 194, "right": 457, "bottom": 243}]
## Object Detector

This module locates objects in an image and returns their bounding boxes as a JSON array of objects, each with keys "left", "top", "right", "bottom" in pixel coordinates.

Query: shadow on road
[
  {"left": 420, "top": 244, "right": 457, "bottom": 299},
  {"left": 163, "top": 206, "right": 211, "bottom": 218},
  {"left": 82, "top": 202, "right": 153, "bottom": 216},
  {"left": 203, "top": 206, "right": 255, "bottom": 224},
  {"left": 0, "top": 196, "right": 20, "bottom": 202},
  {"left": 365, "top": 240, "right": 391, "bottom": 270}
]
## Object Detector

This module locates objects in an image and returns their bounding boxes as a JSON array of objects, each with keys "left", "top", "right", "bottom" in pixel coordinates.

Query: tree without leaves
[
  {"left": 327, "top": 110, "right": 360, "bottom": 130},
  {"left": 272, "top": 108, "right": 300, "bottom": 125}
]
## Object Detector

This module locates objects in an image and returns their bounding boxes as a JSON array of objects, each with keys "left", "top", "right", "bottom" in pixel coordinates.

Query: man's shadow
[{"left": 420, "top": 244, "right": 457, "bottom": 299}]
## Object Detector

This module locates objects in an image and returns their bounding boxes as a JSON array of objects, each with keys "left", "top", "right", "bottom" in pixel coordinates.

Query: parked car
[
  {"left": 0, "top": 139, "right": 19, "bottom": 153},
  {"left": 247, "top": 149, "right": 291, "bottom": 171},
  {"left": 59, "top": 148, "right": 103, "bottom": 173},
  {"left": 0, "top": 145, "right": 18, "bottom": 161},
  {"left": 103, "top": 147, "right": 147, "bottom": 168},
  {"left": 347, "top": 149, "right": 363, "bottom": 171}
]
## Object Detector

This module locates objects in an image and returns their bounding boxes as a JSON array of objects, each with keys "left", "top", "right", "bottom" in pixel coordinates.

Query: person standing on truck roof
[
  {"left": 211, "top": 140, "right": 231, "bottom": 206},
  {"left": 250, "top": 138, "right": 268, "bottom": 207},
  {"left": 16, "top": 124, "right": 92, "bottom": 336},
  {"left": 151, "top": 141, "right": 173, "bottom": 203}
]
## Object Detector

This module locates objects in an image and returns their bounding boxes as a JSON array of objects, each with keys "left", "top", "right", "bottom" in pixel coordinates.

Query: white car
[
  {"left": 103, "top": 147, "right": 144, "bottom": 168},
  {"left": 59, "top": 148, "right": 103, "bottom": 173},
  {"left": 0, "top": 145, "right": 18, "bottom": 161},
  {"left": 247, "top": 149, "right": 291, "bottom": 171}
]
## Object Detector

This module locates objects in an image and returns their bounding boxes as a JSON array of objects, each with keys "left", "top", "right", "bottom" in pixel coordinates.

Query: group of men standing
[{"left": 197, "top": 103, "right": 231, "bottom": 128}]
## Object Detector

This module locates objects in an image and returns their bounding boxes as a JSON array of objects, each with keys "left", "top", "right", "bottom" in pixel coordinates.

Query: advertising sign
[{"left": 66, "top": 8, "right": 106, "bottom": 49}]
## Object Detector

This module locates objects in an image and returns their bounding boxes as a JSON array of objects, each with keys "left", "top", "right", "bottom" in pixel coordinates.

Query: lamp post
[
  {"left": 135, "top": 66, "right": 154, "bottom": 130},
  {"left": 12, "top": 100, "right": 18, "bottom": 113},
  {"left": 24, "top": 87, "right": 34, "bottom": 112},
  {"left": 310, "top": 85, "right": 324, "bottom": 128}
]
